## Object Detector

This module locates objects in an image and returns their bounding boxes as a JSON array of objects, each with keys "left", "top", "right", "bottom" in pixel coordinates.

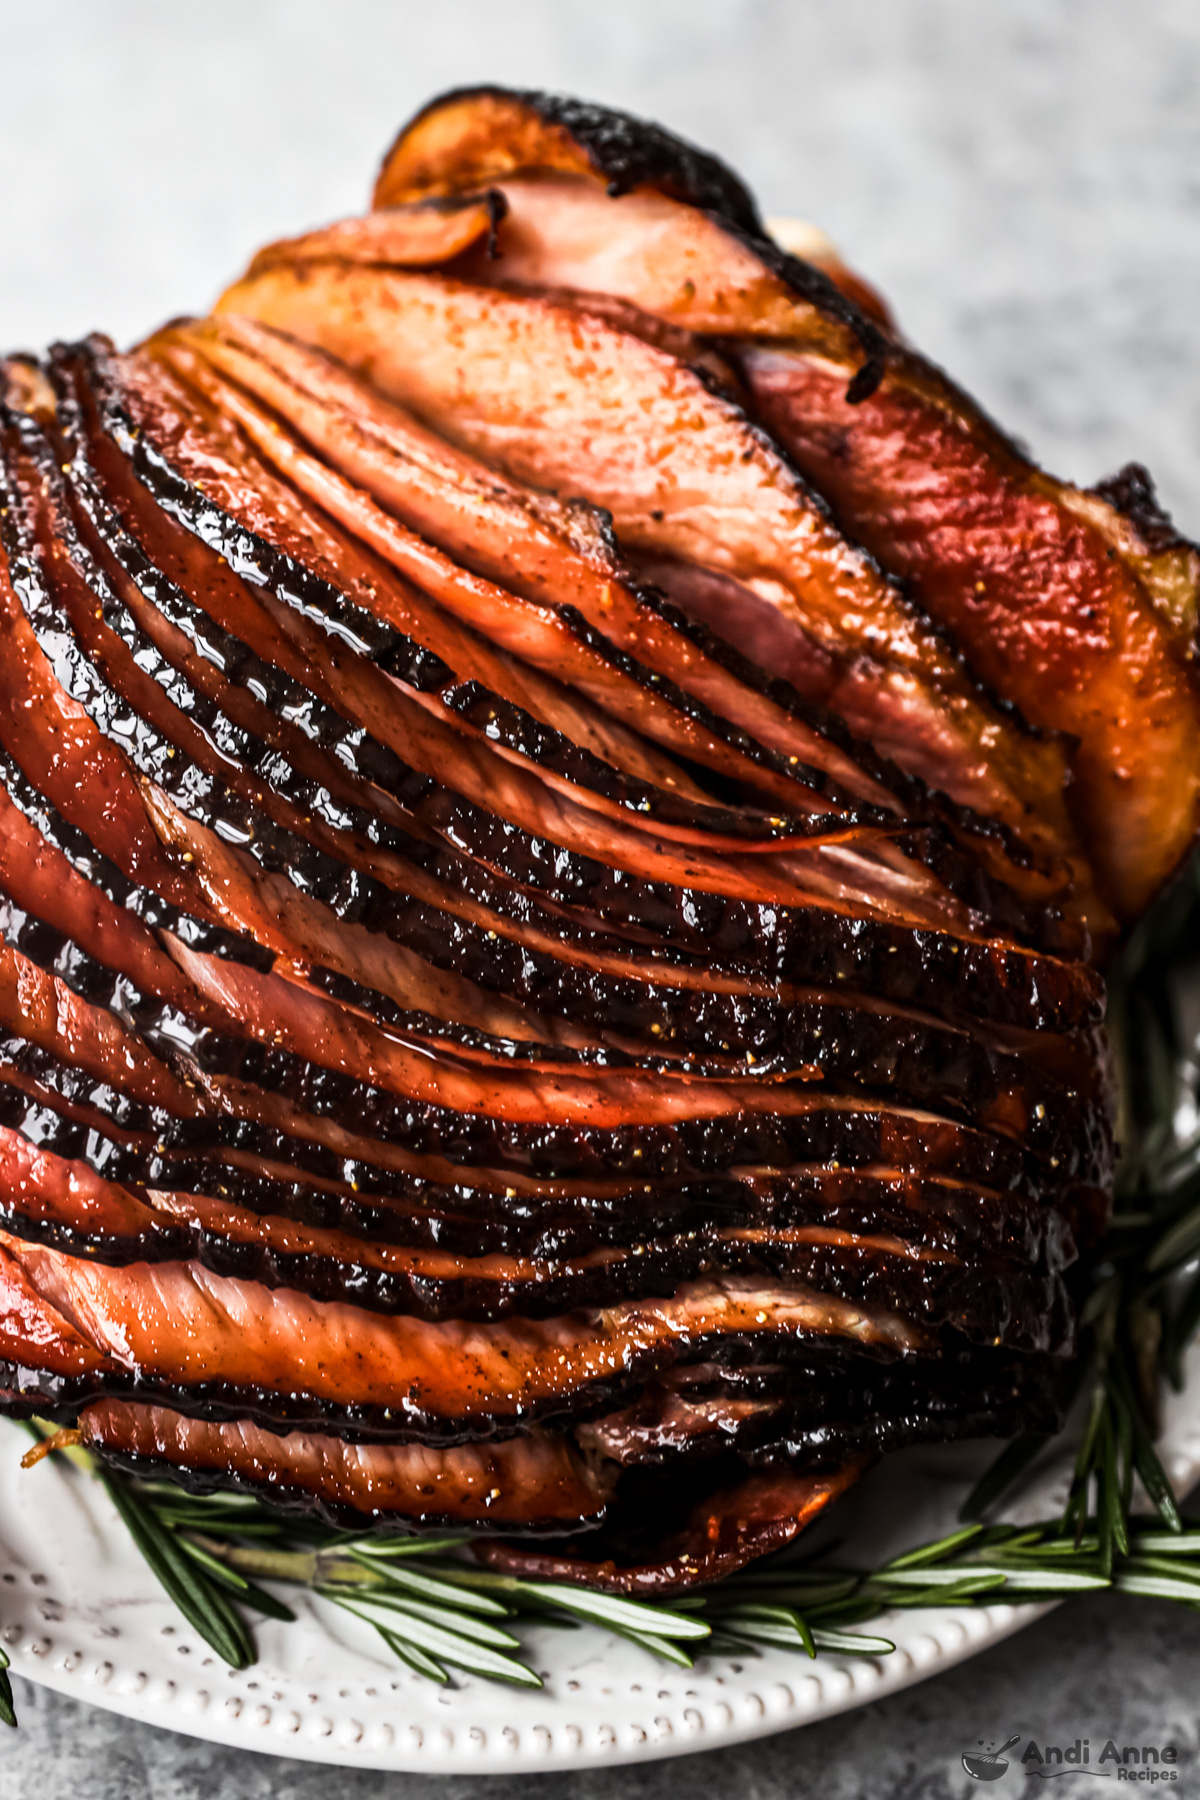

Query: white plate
[{"left": 3, "top": 1342, "right": 1199, "bottom": 1774}]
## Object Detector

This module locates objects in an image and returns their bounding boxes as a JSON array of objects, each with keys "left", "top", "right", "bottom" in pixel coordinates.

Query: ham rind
[
  {"left": 0, "top": 1124, "right": 1072, "bottom": 1338},
  {"left": 373, "top": 88, "right": 770, "bottom": 235},
  {"left": 248, "top": 191, "right": 506, "bottom": 278},
  {"left": 78, "top": 1398, "right": 608, "bottom": 1532},
  {"left": 0, "top": 1232, "right": 930, "bottom": 1432},
  {"left": 0, "top": 1063, "right": 1076, "bottom": 1270},
  {"left": 372, "top": 90, "right": 1200, "bottom": 927},
  {"left": 0, "top": 918, "right": 1091, "bottom": 1194},
  {"left": 210, "top": 263, "right": 1081, "bottom": 869}
]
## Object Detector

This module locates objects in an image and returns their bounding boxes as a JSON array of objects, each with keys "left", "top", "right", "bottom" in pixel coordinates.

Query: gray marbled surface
[{"left": 2, "top": 0, "right": 1199, "bottom": 1792}]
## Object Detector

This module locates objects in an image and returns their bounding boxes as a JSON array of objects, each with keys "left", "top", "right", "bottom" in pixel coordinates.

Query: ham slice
[
  {"left": 476, "top": 1461, "right": 867, "bottom": 1593},
  {"left": 250, "top": 191, "right": 506, "bottom": 278},
  {"left": 0, "top": 1230, "right": 929, "bottom": 1428},
  {"left": 78, "top": 1397, "right": 606, "bottom": 1531}
]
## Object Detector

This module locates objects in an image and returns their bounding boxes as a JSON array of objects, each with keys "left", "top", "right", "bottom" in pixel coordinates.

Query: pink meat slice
[
  {"left": 1, "top": 1230, "right": 927, "bottom": 1419},
  {"left": 211, "top": 262, "right": 1071, "bottom": 847},
  {"left": 77, "top": 1397, "right": 607, "bottom": 1528}
]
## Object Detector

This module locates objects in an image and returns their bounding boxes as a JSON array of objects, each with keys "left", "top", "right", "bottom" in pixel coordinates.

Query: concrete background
[{"left": 2, "top": 0, "right": 1199, "bottom": 1793}]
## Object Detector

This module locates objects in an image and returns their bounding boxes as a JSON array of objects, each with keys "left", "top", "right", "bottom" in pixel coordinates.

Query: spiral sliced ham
[
  {"left": 2, "top": 84, "right": 1184, "bottom": 1586},
  {"left": 364, "top": 85, "right": 1200, "bottom": 928}
]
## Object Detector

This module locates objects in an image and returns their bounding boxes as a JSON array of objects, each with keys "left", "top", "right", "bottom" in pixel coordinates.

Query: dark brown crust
[
  {"left": 0, "top": 1041, "right": 1076, "bottom": 1228},
  {"left": 0, "top": 1120, "right": 1074, "bottom": 1339},
  {"left": 1093, "top": 462, "right": 1195, "bottom": 557},
  {"left": 377, "top": 86, "right": 766, "bottom": 231},
  {"left": 373, "top": 86, "right": 890, "bottom": 394}
]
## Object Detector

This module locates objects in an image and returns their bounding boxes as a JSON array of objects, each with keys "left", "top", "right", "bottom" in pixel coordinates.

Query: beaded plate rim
[{"left": 3, "top": 1350, "right": 1197, "bottom": 1773}]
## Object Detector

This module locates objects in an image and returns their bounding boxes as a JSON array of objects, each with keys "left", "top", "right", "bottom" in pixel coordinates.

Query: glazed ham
[
  {"left": 0, "top": 86, "right": 1188, "bottom": 1585},
  {"left": 365, "top": 87, "right": 1200, "bottom": 928}
]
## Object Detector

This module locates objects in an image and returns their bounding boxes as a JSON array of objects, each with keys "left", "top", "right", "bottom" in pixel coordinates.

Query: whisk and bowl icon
[{"left": 963, "top": 1734, "right": 1021, "bottom": 1780}]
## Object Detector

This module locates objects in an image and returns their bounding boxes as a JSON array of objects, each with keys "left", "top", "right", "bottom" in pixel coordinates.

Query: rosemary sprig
[
  {"left": 962, "top": 853, "right": 1200, "bottom": 1542},
  {"left": 15, "top": 1430, "right": 1200, "bottom": 1703},
  {"left": 14, "top": 1430, "right": 715, "bottom": 1687}
]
